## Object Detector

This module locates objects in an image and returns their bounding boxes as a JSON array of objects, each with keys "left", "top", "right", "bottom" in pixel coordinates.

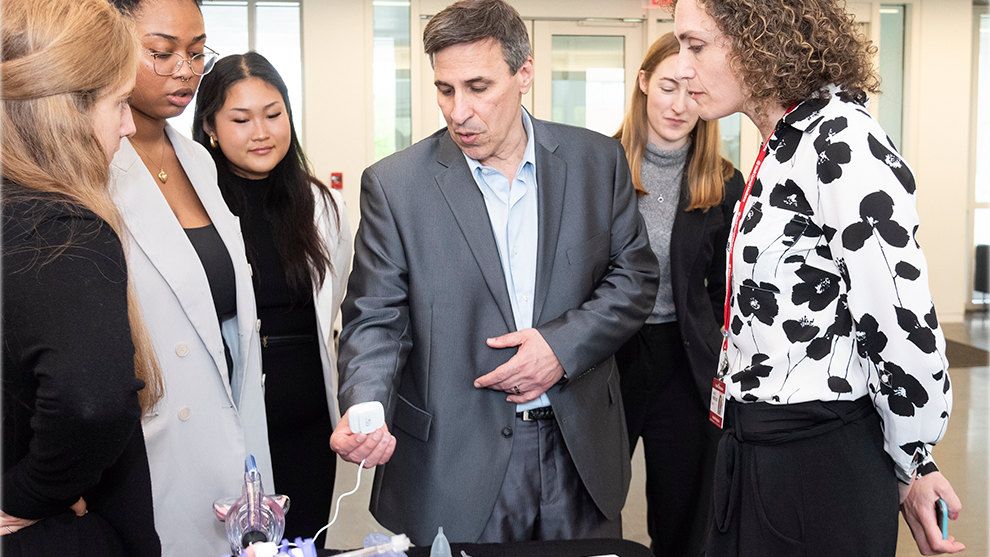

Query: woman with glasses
[
  {"left": 108, "top": 1, "right": 273, "bottom": 555},
  {"left": 2, "top": 0, "right": 162, "bottom": 555},
  {"left": 193, "top": 52, "right": 352, "bottom": 546}
]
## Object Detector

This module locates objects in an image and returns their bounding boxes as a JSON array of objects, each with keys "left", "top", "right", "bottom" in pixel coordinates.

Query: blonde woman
[
  {"left": 613, "top": 31, "right": 743, "bottom": 557},
  {"left": 1, "top": 0, "right": 162, "bottom": 555}
]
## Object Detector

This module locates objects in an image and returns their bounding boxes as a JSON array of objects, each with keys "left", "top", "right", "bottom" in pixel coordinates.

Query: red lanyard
[{"left": 721, "top": 106, "right": 796, "bottom": 352}]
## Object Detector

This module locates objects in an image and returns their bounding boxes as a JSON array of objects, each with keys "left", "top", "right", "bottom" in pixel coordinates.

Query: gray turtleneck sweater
[{"left": 638, "top": 140, "right": 689, "bottom": 324}]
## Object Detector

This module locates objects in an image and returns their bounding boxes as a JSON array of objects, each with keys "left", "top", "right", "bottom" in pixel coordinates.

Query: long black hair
[{"left": 193, "top": 52, "right": 338, "bottom": 301}]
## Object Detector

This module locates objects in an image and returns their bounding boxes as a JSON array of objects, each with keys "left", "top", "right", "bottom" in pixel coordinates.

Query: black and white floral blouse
[{"left": 722, "top": 86, "right": 952, "bottom": 483}]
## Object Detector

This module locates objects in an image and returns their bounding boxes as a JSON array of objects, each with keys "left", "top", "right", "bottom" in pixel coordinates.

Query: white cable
[{"left": 312, "top": 459, "right": 367, "bottom": 542}]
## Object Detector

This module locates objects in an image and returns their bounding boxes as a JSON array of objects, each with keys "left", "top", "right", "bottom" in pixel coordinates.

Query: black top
[
  {"left": 183, "top": 223, "right": 237, "bottom": 322},
  {"left": 238, "top": 175, "right": 315, "bottom": 336},
  {"left": 1, "top": 183, "right": 160, "bottom": 556}
]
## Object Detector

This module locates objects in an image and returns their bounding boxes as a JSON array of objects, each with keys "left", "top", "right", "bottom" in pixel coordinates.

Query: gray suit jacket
[{"left": 338, "top": 116, "right": 659, "bottom": 545}]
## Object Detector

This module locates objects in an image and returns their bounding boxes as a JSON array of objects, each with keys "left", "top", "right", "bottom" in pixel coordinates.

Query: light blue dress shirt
[{"left": 464, "top": 111, "right": 550, "bottom": 411}]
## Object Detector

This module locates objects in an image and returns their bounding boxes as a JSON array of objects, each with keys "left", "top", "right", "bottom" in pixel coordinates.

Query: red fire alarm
[{"left": 330, "top": 172, "right": 343, "bottom": 189}]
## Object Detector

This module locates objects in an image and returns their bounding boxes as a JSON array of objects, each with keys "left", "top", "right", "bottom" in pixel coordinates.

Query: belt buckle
[{"left": 521, "top": 410, "right": 535, "bottom": 422}]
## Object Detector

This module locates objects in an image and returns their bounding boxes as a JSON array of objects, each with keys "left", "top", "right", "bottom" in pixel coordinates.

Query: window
[
  {"left": 549, "top": 35, "right": 626, "bottom": 136},
  {"left": 169, "top": 1, "right": 302, "bottom": 138},
  {"left": 719, "top": 113, "right": 740, "bottom": 169},
  {"left": 879, "top": 5, "right": 906, "bottom": 151},
  {"left": 373, "top": 1, "right": 412, "bottom": 161}
]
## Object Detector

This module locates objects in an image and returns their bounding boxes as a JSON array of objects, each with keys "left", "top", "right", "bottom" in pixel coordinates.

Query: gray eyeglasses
[{"left": 147, "top": 46, "right": 220, "bottom": 76}]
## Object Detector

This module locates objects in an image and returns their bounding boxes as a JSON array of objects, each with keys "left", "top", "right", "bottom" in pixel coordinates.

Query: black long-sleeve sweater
[{"left": 2, "top": 183, "right": 160, "bottom": 557}]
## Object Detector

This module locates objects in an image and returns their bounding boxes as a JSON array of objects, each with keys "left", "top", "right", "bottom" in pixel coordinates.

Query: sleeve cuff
[
  {"left": 915, "top": 460, "right": 939, "bottom": 478},
  {"left": 895, "top": 452, "right": 939, "bottom": 484}
]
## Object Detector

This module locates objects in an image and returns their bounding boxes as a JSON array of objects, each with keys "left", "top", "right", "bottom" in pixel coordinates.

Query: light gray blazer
[
  {"left": 110, "top": 126, "right": 272, "bottom": 557},
  {"left": 312, "top": 186, "right": 352, "bottom": 425},
  {"left": 338, "top": 116, "right": 659, "bottom": 545}
]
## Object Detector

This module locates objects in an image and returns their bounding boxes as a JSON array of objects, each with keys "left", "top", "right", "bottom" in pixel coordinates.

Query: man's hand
[
  {"left": 329, "top": 407, "right": 396, "bottom": 468},
  {"left": 474, "top": 328, "right": 564, "bottom": 403},
  {"left": 900, "top": 471, "right": 965, "bottom": 555}
]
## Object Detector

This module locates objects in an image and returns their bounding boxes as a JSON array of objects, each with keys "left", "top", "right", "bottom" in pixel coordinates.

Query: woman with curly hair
[
  {"left": 612, "top": 32, "right": 743, "bottom": 557},
  {"left": 672, "top": 0, "right": 964, "bottom": 555}
]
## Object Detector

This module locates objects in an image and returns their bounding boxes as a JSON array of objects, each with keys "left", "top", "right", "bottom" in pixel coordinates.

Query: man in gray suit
[{"left": 329, "top": 0, "right": 658, "bottom": 546}]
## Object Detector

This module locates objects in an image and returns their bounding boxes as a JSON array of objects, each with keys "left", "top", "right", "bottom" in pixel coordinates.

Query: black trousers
[
  {"left": 708, "top": 397, "right": 899, "bottom": 557},
  {"left": 614, "top": 322, "right": 719, "bottom": 557},
  {"left": 263, "top": 339, "right": 335, "bottom": 546}
]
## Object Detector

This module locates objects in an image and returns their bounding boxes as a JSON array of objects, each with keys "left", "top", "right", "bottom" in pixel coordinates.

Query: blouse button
[
  {"left": 175, "top": 343, "right": 189, "bottom": 357},
  {"left": 177, "top": 407, "right": 192, "bottom": 421}
]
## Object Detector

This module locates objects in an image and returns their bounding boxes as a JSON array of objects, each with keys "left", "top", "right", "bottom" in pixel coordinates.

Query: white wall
[
  {"left": 298, "top": 0, "right": 975, "bottom": 323},
  {"left": 904, "top": 0, "right": 972, "bottom": 322},
  {"left": 301, "top": 0, "right": 373, "bottom": 233}
]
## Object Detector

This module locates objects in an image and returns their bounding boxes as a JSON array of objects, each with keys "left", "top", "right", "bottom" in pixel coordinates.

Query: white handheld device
[{"left": 348, "top": 401, "right": 385, "bottom": 434}]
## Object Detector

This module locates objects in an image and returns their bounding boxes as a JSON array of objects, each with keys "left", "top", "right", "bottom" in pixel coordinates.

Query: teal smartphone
[{"left": 935, "top": 498, "right": 949, "bottom": 540}]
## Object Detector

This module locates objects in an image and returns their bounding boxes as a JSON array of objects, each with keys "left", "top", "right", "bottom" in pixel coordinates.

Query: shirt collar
[
  {"left": 464, "top": 109, "right": 536, "bottom": 179},
  {"left": 781, "top": 84, "right": 868, "bottom": 133}
]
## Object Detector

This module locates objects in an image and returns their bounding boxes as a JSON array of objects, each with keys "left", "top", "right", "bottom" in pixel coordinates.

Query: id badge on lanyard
[{"left": 709, "top": 109, "right": 792, "bottom": 428}]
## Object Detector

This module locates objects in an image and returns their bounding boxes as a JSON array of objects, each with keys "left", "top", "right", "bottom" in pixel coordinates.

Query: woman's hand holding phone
[{"left": 900, "top": 472, "right": 965, "bottom": 555}]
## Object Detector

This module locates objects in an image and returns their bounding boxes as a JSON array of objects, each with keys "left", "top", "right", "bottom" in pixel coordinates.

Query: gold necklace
[{"left": 132, "top": 132, "right": 168, "bottom": 184}]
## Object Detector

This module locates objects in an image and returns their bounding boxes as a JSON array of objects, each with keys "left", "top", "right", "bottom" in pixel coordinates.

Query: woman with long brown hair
[
  {"left": 1, "top": 0, "right": 162, "bottom": 554},
  {"left": 612, "top": 31, "right": 743, "bottom": 557}
]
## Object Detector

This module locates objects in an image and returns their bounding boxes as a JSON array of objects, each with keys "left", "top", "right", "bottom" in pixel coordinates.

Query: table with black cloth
[{"left": 322, "top": 538, "right": 653, "bottom": 557}]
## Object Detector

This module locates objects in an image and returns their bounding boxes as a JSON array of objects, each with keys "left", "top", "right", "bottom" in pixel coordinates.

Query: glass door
[{"left": 532, "top": 20, "right": 643, "bottom": 137}]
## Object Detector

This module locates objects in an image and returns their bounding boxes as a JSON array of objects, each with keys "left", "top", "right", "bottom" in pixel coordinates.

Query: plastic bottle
[{"left": 429, "top": 527, "right": 451, "bottom": 557}]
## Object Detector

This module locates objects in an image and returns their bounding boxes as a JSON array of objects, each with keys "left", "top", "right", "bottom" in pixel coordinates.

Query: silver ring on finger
[
  {"left": 4, "top": 526, "right": 12, "bottom": 534},
  {"left": 512, "top": 385, "right": 521, "bottom": 395}
]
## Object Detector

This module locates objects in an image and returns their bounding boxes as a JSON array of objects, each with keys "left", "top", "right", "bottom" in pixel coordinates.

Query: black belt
[
  {"left": 725, "top": 395, "right": 875, "bottom": 445},
  {"left": 261, "top": 334, "right": 316, "bottom": 348},
  {"left": 516, "top": 406, "right": 554, "bottom": 421}
]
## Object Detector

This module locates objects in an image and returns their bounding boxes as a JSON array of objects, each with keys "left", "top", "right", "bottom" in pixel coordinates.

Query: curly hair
[{"left": 673, "top": 0, "right": 880, "bottom": 111}]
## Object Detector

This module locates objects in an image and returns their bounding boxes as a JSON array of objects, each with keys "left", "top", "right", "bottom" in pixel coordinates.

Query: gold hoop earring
[{"left": 209, "top": 136, "right": 218, "bottom": 148}]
